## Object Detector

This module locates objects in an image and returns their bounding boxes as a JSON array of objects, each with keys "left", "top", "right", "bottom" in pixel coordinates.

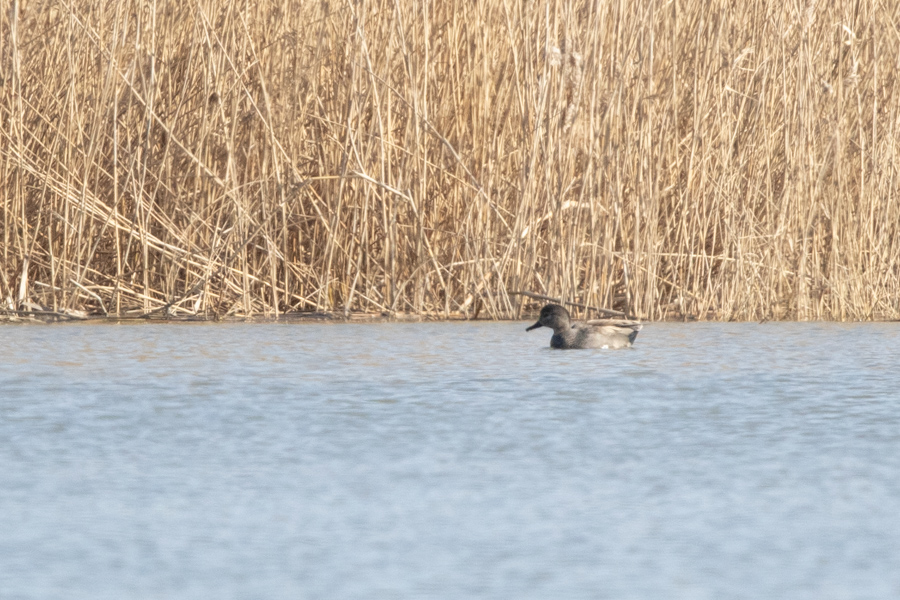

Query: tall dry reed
[{"left": 2, "top": 0, "right": 899, "bottom": 320}]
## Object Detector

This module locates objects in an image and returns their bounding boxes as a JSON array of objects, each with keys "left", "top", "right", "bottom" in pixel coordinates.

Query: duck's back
[{"left": 552, "top": 321, "right": 642, "bottom": 349}]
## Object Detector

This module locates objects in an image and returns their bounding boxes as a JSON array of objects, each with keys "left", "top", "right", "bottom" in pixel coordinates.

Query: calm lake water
[{"left": 1, "top": 320, "right": 899, "bottom": 599}]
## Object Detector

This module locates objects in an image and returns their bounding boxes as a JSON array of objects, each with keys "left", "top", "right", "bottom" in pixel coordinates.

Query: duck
[{"left": 526, "top": 303, "right": 642, "bottom": 349}]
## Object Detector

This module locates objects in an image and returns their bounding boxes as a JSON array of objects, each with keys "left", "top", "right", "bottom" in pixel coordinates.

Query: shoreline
[{"left": 2, "top": 309, "right": 897, "bottom": 325}]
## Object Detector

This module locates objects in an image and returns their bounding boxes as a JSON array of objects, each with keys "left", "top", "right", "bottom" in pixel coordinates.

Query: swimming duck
[{"left": 526, "top": 304, "right": 642, "bottom": 349}]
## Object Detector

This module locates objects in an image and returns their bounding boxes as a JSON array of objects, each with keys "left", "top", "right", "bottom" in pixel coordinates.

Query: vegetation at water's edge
[{"left": 2, "top": 0, "right": 899, "bottom": 321}]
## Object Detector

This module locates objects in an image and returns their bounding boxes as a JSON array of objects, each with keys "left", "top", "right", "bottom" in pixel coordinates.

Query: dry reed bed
[{"left": 1, "top": 0, "right": 899, "bottom": 321}]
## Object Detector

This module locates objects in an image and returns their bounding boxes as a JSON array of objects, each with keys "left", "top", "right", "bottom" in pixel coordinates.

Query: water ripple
[{"left": 1, "top": 321, "right": 899, "bottom": 599}]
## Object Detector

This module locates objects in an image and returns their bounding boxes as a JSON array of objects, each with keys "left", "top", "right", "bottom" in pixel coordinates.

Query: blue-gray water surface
[{"left": 1, "top": 321, "right": 899, "bottom": 599}]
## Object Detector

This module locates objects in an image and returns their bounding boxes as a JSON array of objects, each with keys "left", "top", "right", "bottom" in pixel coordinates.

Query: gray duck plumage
[{"left": 526, "top": 304, "right": 642, "bottom": 349}]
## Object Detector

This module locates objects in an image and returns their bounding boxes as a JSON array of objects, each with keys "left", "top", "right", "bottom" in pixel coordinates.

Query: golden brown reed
[{"left": 2, "top": 0, "right": 899, "bottom": 321}]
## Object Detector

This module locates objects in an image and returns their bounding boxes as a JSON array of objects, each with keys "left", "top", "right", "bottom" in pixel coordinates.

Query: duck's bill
[{"left": 525, "top": 321, "right": 543, "bottom": 331}]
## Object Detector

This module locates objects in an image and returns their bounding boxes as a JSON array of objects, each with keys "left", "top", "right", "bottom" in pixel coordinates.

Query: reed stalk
[{"left": 2, "top": 0, "right": 899, "bottom": 320}]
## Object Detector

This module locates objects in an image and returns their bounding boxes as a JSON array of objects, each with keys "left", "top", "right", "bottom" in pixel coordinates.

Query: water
[{"left": 1, "top": 320, "right": 899, "bottom": 599}]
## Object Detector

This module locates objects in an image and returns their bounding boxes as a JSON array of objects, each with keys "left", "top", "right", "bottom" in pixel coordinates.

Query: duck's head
[{"left": 526, "top": 303, "right": 571, "bottom": 332}]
